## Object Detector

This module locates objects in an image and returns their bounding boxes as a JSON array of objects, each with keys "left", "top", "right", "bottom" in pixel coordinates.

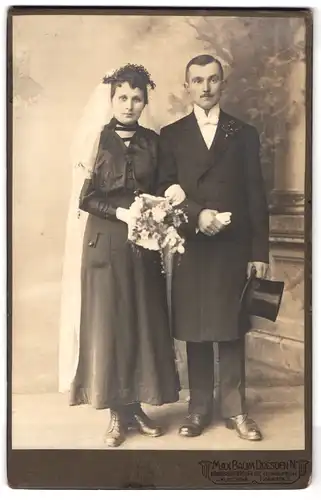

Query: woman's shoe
[
  {"left": 129, "top": 405, "right": 163, "bottom": 437},
  {"left": 104, "top": 410, "right": 127, "bottom": 447}
]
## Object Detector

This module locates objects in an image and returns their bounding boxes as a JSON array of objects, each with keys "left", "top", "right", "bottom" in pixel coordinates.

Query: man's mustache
[{"left": 200, "top": 93, "right": 214, "bottom": 98}]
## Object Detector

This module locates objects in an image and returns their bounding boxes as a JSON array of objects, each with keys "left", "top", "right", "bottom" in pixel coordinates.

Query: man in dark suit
[{"left": 157, "top": 54, "right": 269, "bottom": 441}]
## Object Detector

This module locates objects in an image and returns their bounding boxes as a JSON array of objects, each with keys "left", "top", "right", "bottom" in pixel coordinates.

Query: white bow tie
[{"left": 199, "top": 118, "right": 219, "bottom": 126}]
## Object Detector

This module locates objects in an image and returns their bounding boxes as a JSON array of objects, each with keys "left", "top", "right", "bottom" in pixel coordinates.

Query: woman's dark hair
[{"left": 103, "top": 64, "right": 156, "bottom": 104}]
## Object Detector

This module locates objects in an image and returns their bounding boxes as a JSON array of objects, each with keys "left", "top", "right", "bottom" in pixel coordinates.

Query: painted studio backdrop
[{"left": 12, "top": 15, "right": 305, "bottom": 394}]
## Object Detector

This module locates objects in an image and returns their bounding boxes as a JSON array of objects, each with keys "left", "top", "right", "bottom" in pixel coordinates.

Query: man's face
[{"left": 185, "top": 61, "right": 224, "bottom": 111}]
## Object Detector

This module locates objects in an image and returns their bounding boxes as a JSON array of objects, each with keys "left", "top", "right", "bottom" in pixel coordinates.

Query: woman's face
[{"left": 112, "top": 82, "right": 145, "bottom": 125}]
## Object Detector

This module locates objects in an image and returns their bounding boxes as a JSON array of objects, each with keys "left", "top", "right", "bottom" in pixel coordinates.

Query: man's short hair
[{"left": 185, "top": 54, "right": 224, "bottom": 81}]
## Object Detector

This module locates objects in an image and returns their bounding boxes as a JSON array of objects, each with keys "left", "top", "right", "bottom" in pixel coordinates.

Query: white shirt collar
[{"left": 193, "top": 103, "right": 220, "bottom": 125}]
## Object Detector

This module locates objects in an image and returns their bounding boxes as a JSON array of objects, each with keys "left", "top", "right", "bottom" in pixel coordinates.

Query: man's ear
[
  {"left": 221, "top": 79, "right": 227, "bottom": 92},
  {"left": 184, "top": 81, "right": 189, "bottom": 91}
]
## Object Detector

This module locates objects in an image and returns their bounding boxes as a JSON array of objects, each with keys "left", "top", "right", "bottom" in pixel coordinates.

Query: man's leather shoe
[
  {"left": 226, "top": 414, "right": 262, "bottom": 441},
  {"left": 179, "top": 413, "right": 211, "bottom": 437},
  {"left": 104, "top": 410, "right": 126, "bottom": 447},
  {"left": 129, "top": 406, "right": 163, "bottom": 437}
]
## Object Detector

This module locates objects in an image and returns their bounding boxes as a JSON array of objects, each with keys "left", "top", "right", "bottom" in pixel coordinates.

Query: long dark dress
[{"left": 70, "top": 118, "right": 180, "bottom": 409}]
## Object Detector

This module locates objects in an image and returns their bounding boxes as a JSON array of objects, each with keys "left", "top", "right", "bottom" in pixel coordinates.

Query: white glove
[
  {"left": 216, "top": 212, "right": 232, "bottom": 225},
  {"left": 116, "top": 207, "right": 137, "bottom": 240},
  {"left": 116, "top": 207, "right": 130, "bottom": 223},
  {"left": 164, "top": 184, "right": 186, "bottom": 206},
  {"left": 197, "top": 211, "right": 232, "bottom": 236}
]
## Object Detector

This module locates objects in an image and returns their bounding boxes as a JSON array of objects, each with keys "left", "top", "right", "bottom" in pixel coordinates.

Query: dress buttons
[
  {"left": 127, "top": 164, "right": 134, "bottom": 179},
  {"left": 88, "top": 234, "right": 99, "bottom": 248}
]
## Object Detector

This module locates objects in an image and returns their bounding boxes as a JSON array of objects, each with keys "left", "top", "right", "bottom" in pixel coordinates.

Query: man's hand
[
  {"left": 198, "top": 209, "right": 220, "bottom": 236},
  {"left": 198, "top": 210, "right": 231, "bottom": 236},
  {"left": 247, "top": 261, "right": 269, "bottom": 279},
  {"left": 164, "top": 184, "right": 186, "bottom": 206}
]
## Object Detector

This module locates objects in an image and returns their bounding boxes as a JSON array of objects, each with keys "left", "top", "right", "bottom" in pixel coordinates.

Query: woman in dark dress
[{"left": 69, "top": 65, "right": 180, "bottom": 447}]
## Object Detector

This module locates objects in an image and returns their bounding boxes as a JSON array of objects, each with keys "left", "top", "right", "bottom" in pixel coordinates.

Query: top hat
[{"left": 240, "top": 270, "right": 285, "bottom": 323}]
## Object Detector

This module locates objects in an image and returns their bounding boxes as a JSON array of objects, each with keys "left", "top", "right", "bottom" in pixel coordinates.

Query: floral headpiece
[{"left": 102, "top": 64, "right": 156, "bottom": 90}]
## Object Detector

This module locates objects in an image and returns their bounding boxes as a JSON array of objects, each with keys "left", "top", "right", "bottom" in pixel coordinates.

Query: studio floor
[{"left": 11, "top": 386, "right": 305, "bottom": 450}]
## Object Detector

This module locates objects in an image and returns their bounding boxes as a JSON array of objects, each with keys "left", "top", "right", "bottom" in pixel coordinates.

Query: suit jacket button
[{"left": 88, "top": 241, "right": 95, "bottom": 247}]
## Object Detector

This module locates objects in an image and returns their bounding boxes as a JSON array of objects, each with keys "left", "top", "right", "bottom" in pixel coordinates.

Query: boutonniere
[{"left": 221, "top": 119, "right": 243, "bottom": 139}]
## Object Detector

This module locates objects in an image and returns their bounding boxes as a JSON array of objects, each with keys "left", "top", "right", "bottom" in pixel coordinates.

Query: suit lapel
[
  {"left": 209, "top": 110, "right": 230, "bottom": 157},
  {"left": 180, "top": 112, "right": 212, "bottom": 175},
  {"left": 180, "top": 110, "right": 237, "bottom": 181},
  {"left": 196, "top": 110, "right": 243, "bottom": 180}
]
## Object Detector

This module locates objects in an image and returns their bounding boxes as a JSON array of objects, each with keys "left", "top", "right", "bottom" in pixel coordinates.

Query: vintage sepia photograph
[{"left": 8, "top": 7, "right": 312, "bottom": 489}]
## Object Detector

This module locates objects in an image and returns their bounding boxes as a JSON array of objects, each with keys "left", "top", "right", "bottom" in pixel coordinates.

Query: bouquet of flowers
[{"left": 127, "top": 193, "right": 188, "bottom": 269}]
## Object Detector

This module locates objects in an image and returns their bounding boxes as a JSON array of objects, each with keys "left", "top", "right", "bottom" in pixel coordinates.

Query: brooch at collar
[{"left": 221, "top": 119, "right": 243, "bottom": 139}]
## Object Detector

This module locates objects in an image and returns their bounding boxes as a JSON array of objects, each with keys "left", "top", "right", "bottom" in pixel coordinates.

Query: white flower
[
  {"left": 151, "top": 206, "right": 166, "bottom": 223},
  {"left": 140, "top": 229, "right": 150, "bottom": 240},
  {"left": 140, "top": 237, "right": 160, "bottom": 251},
  {"left": 127, "top": 192, "right": 187, "bottom": 258}
]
